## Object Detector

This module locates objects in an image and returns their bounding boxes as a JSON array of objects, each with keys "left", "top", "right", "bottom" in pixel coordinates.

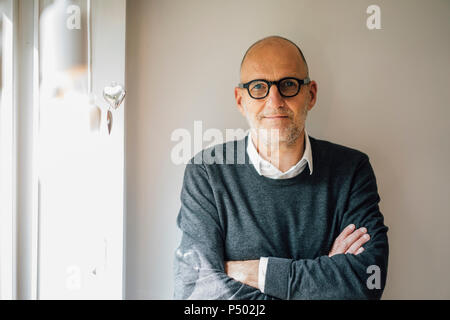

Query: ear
[
  {"left": 234, "top": 87, "right": 247, "bottom": 117},
  {"left": 306, "top": 80, "right": 318, "bottom": 111}
]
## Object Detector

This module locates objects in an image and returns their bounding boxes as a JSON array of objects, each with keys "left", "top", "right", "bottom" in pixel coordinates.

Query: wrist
[{"left": 246, "top": 259, "right": 260, "bottom": 288}]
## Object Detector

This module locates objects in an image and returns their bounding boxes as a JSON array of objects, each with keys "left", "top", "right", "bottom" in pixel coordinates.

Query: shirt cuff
[{"left": 258, "top": 257, "right": 269, "bottom": 293}]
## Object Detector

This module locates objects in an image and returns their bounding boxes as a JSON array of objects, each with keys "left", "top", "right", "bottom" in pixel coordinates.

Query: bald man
[{"left": 173, "top": 36, "right": 389, "bottom": 300}]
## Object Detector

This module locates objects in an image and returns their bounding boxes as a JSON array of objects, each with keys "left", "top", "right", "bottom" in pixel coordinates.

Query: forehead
[{"left": 240, "top": 41, "right": 306, "bottom": 82}]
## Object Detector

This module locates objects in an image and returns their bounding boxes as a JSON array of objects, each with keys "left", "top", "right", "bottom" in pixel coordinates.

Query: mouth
[{"left": 263, "top": 115, "right": 289, "bottom": 119}]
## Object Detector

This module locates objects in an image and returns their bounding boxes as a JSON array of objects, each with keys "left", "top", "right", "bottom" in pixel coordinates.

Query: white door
[{"left": 37, "top": 0, "right": 126, "bottom": 299}]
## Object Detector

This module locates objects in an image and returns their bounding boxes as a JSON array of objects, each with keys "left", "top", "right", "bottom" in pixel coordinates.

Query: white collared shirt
[
  {"left": 247, "top": 128, "right": 313, "bottom": 179},
  {"left": 246, "top": 128, "right": 314, "bottom": 293}
]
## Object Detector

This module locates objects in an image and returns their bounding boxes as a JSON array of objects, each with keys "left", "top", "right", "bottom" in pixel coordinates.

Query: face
[{"left": 235, "top": 40, "right": 317, "bottom": 147}]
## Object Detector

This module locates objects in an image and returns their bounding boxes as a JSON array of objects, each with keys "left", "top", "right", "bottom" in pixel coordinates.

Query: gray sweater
[{"left": 173, "top": 135, "right": 389, "bottom": 300}]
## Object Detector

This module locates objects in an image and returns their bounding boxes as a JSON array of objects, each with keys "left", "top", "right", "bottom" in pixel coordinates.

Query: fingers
[
  {"left": 328, "top": 224, "right": 356, "bottom": 257},
  {"left": 335, "top": 224, "right": 356, "bottom": 243},
  {"left": 328, "top": 225, "right": 371, "bottom": 257},
  {"left": 339, "top": 227, "right": 368, "bottom": 252},
  {"left": 345, "top": 232, "right": 370, "bottom": 254}
]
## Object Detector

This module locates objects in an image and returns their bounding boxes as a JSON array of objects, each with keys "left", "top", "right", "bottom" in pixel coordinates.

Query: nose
[{"left": 266, "top": 84, "right": 284, "bottom": 107}]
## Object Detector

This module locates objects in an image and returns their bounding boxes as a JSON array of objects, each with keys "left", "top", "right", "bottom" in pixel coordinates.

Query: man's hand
[
  {"left": 225, "top": 260, "right": 260, "bottom": 289},
  {"left": 328, "top": 224, "right": 370, "bottom": 257}
]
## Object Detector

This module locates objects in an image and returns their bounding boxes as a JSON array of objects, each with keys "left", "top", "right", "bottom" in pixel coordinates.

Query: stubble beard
[{"left": 245, "top": 102, "right": 308, "bottom": 150}]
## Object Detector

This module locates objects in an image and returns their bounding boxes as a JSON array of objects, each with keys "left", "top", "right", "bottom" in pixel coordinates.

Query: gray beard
[{"left": 245, "top": 103, "right": 308, "bottom": 148}]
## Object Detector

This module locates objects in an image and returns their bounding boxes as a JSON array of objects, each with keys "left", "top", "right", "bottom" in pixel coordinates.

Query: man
[{"left": 173, "top": 36, "right": 389, "bottom": 300}]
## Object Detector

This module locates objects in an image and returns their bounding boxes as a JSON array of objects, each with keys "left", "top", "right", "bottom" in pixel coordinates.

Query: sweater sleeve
[
  {"left": 263, "top": 154, "right": 389, "bottom": 300},
  {"left": 173, "top": 161, "right": 275, "bottom": 300}
]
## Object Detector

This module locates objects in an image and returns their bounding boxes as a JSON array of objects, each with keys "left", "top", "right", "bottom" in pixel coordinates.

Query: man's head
[{"left": 235, "top": 36, "right": 317, "bottom": 147}]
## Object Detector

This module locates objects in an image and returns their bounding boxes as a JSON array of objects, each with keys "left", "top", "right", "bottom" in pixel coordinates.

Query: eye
[
  {"left": 280, "top": 79, "right": 299, "bottom": 90},
  {"left": 284, "top": 80, "right": 295, "bottom": 87},
  {"left": 250, "top": 81, "right": 267, "bottom": 91}
]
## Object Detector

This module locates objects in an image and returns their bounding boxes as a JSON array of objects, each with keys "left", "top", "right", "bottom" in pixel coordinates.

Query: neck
[{"left": 252, "top": 129, "right": 305, "bottom": 173}]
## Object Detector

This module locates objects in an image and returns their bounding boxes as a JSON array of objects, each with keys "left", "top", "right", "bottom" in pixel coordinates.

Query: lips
[{"left": 264, "top": 115, "right": 289, "bottom": 119}]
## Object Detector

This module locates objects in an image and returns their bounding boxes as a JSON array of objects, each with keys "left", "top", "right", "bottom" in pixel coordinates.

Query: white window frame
[
  {"left": 0, "top": 0, "right": 17, "bottom": 300},
  {"left": 0, "top": 0, "right": 40, "bottom": 300},
  {"left": 2, "top": 0, "right": 127, "bottom": 300}
]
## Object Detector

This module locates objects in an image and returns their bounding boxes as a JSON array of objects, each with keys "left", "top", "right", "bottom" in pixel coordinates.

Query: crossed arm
[{"left": 225, "top": 224, "right": 371, "bottom": 290}]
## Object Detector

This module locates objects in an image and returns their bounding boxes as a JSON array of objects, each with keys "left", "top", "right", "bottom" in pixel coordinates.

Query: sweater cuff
[{"left": 264, "top": 257, "right": 293, "bottom": 300}]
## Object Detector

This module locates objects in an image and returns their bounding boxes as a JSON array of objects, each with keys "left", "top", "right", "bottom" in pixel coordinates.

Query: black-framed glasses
[{"left": 238, "top": 77, "right": 310, "bottom": 99}]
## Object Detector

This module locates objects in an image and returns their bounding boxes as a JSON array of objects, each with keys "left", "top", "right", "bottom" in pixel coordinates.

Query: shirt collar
[{"left": 246, "top": 128, "right": 313, "bottom": 176}]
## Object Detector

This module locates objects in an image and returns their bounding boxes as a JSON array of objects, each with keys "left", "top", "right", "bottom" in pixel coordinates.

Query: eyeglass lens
[{"left": 248, "top": 78, "right": 300, "bottom": 99}]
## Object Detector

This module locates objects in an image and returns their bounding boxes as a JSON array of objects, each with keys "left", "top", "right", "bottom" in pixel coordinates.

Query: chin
[
  {"left": 254, "top": 128, "right": 289, "bottom": 146},
  {"left": 277, "top": 127, "right": 303, "bottom": 145}
]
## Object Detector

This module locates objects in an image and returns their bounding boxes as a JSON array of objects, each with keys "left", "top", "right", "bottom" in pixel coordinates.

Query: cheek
[
  {"left": 288, "top": 98, "right": 308, "bottom": 118},
  {"left": 244, "top": 100, "right": 265, "bottom": 117}
]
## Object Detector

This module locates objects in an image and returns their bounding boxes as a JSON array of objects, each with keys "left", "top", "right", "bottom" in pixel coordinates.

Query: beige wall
[{"left": 125, "top": 0, "right": 450, "bottom": 299}]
